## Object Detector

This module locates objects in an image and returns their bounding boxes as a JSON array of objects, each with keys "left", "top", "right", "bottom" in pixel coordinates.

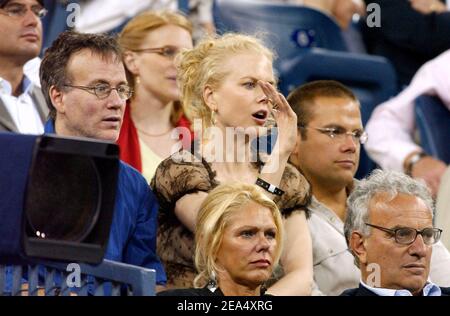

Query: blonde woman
[
  {"left": 159, "top": 182, "right": 284, "bottom": 296},
  {"left": 117, "top": 11, "right": 194, "bottom": 183},
  {"left": 151, "top": 33, "right": 313, "bottom": 295}
]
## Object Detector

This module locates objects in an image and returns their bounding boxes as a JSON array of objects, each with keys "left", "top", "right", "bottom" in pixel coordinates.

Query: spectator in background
[
  {"left": 288, "top": 80, "right": 450, "bottom": 295},
  {"left": 39, "top": 31, "right": 167, "bottom": 291},
  {"left": 0, "top": 0, "right": 48, "bottom": 134},
  {"left": 278, "top": 0, "right": 365, "bottom": 29},
  {"left": 409, "top": 0, "right": 448, "bottom": 14},
  {"left": 365, "top": 49, "right": 450, "bottom": 197},
  {"left": 362, "top": 0, "right": 450, "bottom": 87},
  {"left": 74, "top": 0, "right": 177, "bottom": 34},
  {"left": 188, "top": 0, "right": 215, "bottom": 43},
  {"left": 158, "top": 182, "right": 284, "bottom": 296},
  {"left": 342, "top": 170, "right": 450, "bottom": 296},
  {"left": 276, "top": 0, "right": 367, "bottom": 53},
  {"left": 117, "top": 11, "right": 193, "bottom": 183},
  {"left": 151, "top": 33, "right": 313, "bottom": 295},
  {"left": 74, "top": 0, "right": 214, "bottom": 43}
]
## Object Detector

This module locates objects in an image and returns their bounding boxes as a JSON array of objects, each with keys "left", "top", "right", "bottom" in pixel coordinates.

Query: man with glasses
[
  {"left": 342, "top": 169, "right": 450, "bottom": 296},
  {"left": 287, "top": 80, "right": 450, "bottom": 295},
  {"left": 0, "top": 0, "right": 48, "bottom": 134},
  {"left": 39, "top": 31, "right": 167, "bottom": 291}
]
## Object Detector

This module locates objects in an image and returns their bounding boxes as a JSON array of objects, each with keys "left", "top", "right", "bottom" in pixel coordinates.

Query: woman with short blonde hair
[{"left": 159, "top": 182, "right": 284, "bottom": 296}]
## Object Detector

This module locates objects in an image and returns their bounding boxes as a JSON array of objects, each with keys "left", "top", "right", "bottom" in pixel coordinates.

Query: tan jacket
[{"left": 0, "top": 85, "right": 48, "bottom": 132}]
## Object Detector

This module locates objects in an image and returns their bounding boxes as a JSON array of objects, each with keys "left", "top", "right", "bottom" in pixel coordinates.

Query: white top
[
  {"left": 74, "top": 0, "right": 177, "bottom": 34},
  {"left": 23, "top": 57, "right": 41, "bottom": 88},
  {"left": 308, "top": 195, "right": 360, "bottom": 296},
  {"left": 0, "top": 76, "right": 44, "bottom": 134},
  {"left": 364, "top": 49, "right": 450, "bottom": 171},
  {"left": 360, "top": 280, "right": 442, "bottom": 296}
]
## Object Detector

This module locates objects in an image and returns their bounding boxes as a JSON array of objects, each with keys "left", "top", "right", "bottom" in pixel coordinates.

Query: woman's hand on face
[{"left": 258, "top": 81, "right": 298, "bottom": 156}]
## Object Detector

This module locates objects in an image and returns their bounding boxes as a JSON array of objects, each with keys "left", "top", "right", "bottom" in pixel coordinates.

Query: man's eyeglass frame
[{"left": 364, "top": 222, "right": 442, "bottom": 245}]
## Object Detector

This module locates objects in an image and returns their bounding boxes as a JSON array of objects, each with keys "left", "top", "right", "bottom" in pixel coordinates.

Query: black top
[
  {"left": 157, "top": 287, "right": 225, "bottom": 296},
  {"left": 340, "top": 283, "right": 450, "bottom": 296},
  {"left": 362, "top": 0, "right": 450, "bottom": 86},
  {"left": 150, "top": 149, "right": 311, "bottom": 288}
]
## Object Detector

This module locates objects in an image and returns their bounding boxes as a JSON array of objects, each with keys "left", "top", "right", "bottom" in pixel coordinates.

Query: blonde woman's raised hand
[{"left": 258, "top": 80, "right": 298, "bottom": 157}]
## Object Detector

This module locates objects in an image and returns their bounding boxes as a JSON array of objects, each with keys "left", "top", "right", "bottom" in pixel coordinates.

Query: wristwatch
[
  {"left": 256, "top": 178, "right": 285, "bottom": 196},
  {"left": 405, "top": 152, "right": 427, "bottom": 176}
]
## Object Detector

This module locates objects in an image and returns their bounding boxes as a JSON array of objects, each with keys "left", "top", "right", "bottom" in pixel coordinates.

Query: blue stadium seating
[
  {"left": 213, "top": 0, "right": 347, "bottom": 64},
  {"left": 415, "top": 95, "right": 450, "bottom": 164},
  {"left": 41, "top": 0, "right": 77, "bottom": 53},
  {"left": 1, "top": 259, "right": 155, "bottom": 296},
  {"left": 178, "top": 0, "right": 190, "bottom": 14}
]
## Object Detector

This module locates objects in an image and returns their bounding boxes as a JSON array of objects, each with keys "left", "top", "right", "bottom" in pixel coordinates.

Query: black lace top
[{"left": 150, "top": 150, "right": 311, "bottom": 288}]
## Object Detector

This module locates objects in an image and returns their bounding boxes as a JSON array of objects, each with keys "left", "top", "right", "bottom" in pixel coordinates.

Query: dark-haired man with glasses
[
  {"left": 342, "top": 169, "right": 450, "bottom": 296},
  {"left": 287, "top": 80, "right": 450, "bottom": 295},
  {"left": 0, "top": 0, "right": 48, "bottom": 134},
  {"left": 39, "top": 30, "right": 167, "bottom": 291}
]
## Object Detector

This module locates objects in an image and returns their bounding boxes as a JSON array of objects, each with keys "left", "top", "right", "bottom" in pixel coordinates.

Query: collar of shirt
[
  {"left": 309, "top": 179, "right": 358, "bottom": 231},
  {"left": 361, "top": 279, "right": 442, "bottom": 296},
  {"left": 44, "top": 119, "right": 56, "bottom": 133},
  {"left": 0, "top": 75, "right": 33, "bottom": 97}
]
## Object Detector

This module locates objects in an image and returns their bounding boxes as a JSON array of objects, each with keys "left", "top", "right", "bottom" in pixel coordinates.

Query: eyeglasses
[
  {"left": 133, "top": 45, "right": 181, "bottom": 59},
  {"left": 64, "top": 83, "right": 133, "bottom": 100},
  {"left": 299, "top": 125, "right": 368, "bottom": 144},
  {"left": 365, "top": 223, "right": 442, "bottom": 246},
  {"left": 0, "top": 3, "right": 48, "bottom": 19}
]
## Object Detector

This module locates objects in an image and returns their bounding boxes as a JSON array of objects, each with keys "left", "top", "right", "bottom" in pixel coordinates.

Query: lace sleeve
[
  {"left": 274, "top": 163, "right": 312, "bottom": 218},
  {"left": 150, "top": 150, "right": 216, "bottom": 216}
]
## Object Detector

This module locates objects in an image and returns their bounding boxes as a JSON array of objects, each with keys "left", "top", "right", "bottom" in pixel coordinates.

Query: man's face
[
  {"left": 55, "top": 49, "right": 127, "bottom": 141},
  {"left": 0, "top": 0, "right": 43, "bottom": 63},
  {"left": 362, "top": 193, "right": 433, "bottom": 295},
  {"left": 292, "top": 96, "right": 362, "bottom": 188}
]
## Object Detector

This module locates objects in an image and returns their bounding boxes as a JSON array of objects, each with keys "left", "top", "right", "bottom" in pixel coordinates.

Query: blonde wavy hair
[
  {"left": 176, "top": 33, "right": 275, "bottom": 131},
  {"left": 193, "top": 182, "right": 284, "bottom": 288},
  {"left": 118, "top": 10, "right": 192, "bottom": 126}
]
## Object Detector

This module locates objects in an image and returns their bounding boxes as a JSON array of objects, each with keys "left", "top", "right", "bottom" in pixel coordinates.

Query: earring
[
  {"left": 210, "top": 109, "right": 218, "bottom": 126},
  {"left": 135, "top": 76, "right": 141, "bottom": 84},
  {"left": 207, "top": 270, "right": 217, "bottom": 293}
]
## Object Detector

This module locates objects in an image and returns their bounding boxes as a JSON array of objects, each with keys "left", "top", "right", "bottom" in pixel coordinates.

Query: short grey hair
[{"left": 344, "top": 169, "right": 434, "bottom": 265}]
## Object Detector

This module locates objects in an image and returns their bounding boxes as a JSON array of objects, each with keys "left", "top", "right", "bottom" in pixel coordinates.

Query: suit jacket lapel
[
  {"left": 30, "top": 85, "right": 49, "bottom": 122},
  {"left": 0, "top": 97, "right": 18, "bottom": 132},
  {"left": 0, "top": 85, "right": 48, "bottom": 132},
  {"left": 357, "top": 283, "right": 378, "bottom": 296}
]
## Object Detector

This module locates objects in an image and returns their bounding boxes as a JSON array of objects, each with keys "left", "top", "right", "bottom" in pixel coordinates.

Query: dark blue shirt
[{"left": 44, "top": 121, "right": 166, "bottom": 285}]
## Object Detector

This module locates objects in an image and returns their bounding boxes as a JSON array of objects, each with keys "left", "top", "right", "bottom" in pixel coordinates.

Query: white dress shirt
[
  {"left": 75, "top": 0, "right": 177, "bottom": 34},
  {"left": 365, "top": 49, "right": 450, "bottom": 171},
  {"left": 360, "top": 280, "right": 442, "bottom": 296},
  {"left": 0, "top": 76, "right": 44, "bottom": 135}
]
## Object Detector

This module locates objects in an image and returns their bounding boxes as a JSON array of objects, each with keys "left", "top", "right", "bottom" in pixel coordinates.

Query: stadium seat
[
  {"left": 178, "top": 0, "right": 190, "bottom": 14},
  {"left": 415, "top": 95, "right": 450, "bottom": 164},
  {"left": 213, "top": 0, "right": 347, "bottom": 64},
  {"left": 42, "top": 0, "right": 77, "bottom": 53},
  {"left": 0, "top": 259, "right": 156, "bottom": 296}
]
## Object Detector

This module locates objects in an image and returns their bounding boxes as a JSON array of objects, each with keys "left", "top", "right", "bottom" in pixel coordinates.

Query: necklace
[{"left": 136, "top": 126, "right": 173, "bottom": 137}]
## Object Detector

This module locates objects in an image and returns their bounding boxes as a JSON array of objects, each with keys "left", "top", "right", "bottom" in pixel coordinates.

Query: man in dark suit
[
  {"left": 341, "top": 169, "right": 450, "bottom": 296},
  {"left": 363, "top": 0, "right": 450, "bottom": 87},
  {"left": 0, "top": 0, "right": 48, "bottom": 133}
]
